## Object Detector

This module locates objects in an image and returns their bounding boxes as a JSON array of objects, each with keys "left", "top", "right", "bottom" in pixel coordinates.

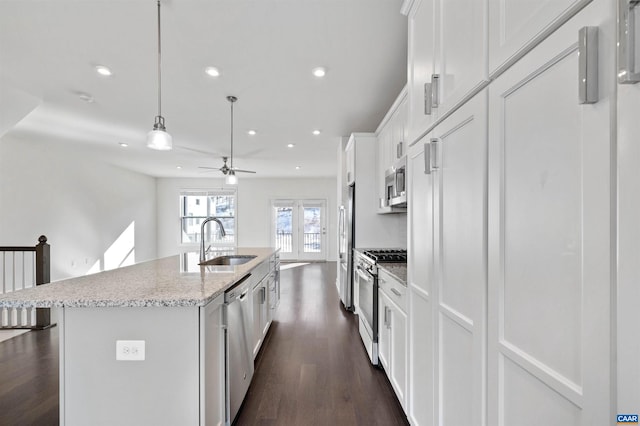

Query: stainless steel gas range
[{"left": 354, "top": 248, "right": 407, "bottom": 365}]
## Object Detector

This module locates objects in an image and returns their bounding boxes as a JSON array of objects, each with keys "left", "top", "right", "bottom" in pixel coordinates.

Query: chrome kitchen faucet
[{"left": 200, "top": 217, "right": 226, "bottom": 262}]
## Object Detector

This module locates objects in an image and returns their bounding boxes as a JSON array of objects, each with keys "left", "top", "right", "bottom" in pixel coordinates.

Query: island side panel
[{"left": 61, "top": 306, "right": 200, "bottom": 426}]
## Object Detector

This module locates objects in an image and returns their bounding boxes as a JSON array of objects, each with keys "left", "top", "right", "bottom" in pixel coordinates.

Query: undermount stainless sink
[{"left": 199, "top": 255, "right": 257, "bottom": 266}]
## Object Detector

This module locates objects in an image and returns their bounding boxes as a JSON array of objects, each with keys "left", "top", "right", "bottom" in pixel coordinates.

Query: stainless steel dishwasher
[{"left": 224, "top": 273, "right": 254, "bottom": 423}]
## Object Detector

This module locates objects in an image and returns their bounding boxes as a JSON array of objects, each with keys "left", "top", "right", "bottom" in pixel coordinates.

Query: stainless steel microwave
[{"left": 384, "top": 156, "right": 407, "bottom": 208}]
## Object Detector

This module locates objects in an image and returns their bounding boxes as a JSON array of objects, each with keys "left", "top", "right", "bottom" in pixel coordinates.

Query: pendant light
[
  {"left": 146, "top": 0, "right": 172, "bottom": 150},
  {"left": 225, "top": 96, "right": 238, "bottom": 185}
]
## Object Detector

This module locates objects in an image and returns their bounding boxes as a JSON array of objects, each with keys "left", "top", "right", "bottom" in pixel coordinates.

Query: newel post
[{"left": 34, "top": 235, "right": 52, "bottom": 329}]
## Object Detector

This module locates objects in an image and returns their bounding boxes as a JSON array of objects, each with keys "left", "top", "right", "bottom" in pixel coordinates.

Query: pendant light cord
[
  {"left": 230, "top": 100, "right": 234, "bottom": 168},
  {"left": 157, "top": 0, "right": 162, "bottom": 119}
]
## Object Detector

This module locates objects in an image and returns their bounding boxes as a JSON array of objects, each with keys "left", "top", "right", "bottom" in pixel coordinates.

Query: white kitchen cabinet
[
  {"left": 433, "top": 0, "right": 488, "bottom": 118},
  {"left": 617, "top": 6, "right": 640, "bottom": 413},
  {"left": 252, "top": 275, "right": 269, "bottom": 358},
  {"left": 378, "top": 268, "right": 408, "bottom": 410},
  {"left": 487, "top": 1, "right": 613, "bottom": 424},
  {"left": 488, "top": 0, "right": 592, "bottom": 75},
  {"left": 345, "top": 136, "right": 356, "bottom": 185},
  {"left": 407, "top": 89, "right": 488, "bottom": 425},
  {"left": 407, "top": 136, "right": 436, "bottom": 426},
  {"left": 376, "top": 89, "right": 408, "bottom": 213},
  {"left": 434, "top": 90, "right": 488, "bottom": 426},
  {"left": 407, "top": 0, "right": 436, "bottom": 143},
  {"left": 406, "top": 0, "right": 488, "bottom": 143},
  {"left": 201, "top": 295, "right": 226, "bottom": 426}
]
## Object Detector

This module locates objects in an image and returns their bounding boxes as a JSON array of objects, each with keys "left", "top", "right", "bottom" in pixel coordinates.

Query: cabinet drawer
[{"left": 378, "top": 268, "right": 407, "bottom": 313}]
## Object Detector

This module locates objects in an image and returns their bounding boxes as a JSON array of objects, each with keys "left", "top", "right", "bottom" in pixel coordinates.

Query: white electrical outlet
[{"left": 116, "top": 340, "right": 145, "bottom": 361}]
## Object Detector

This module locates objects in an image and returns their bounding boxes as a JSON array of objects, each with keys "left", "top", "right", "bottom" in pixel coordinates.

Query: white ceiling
[{"left": 0, "top": 0, "right": 407, "bottom": 178}]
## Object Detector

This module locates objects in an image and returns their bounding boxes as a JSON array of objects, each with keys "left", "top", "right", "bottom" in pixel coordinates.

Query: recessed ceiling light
[
  {"left": 119, "top": 142, "right": 128, "bottom": 148},
  {"left": 176, "top": 166, "right": 182, "bottom": 169},
  {"left": 295, "top": 166, "right": 301, "bottom": 170},
  {"left": 95, "top": 65, "right": 113, "bottom": 76},
  {"left": 312, "top": 67, "right": 327, "bottom": 78},
  {"left": 205, "top": 66, "right": 220, "bottom": 77},
  {"left": 287, "top": 143, "right": 295, "bottom": 148},
  {"left": 247, "top": 130, "right": 257, "bottom": 136},
  {"left": 312, "top": 129, "right": 321, "bottom": 135}
]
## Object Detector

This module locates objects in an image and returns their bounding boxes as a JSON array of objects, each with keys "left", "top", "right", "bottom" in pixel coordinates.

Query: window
[{"left": 180, "top": 190, "right": 236, "bottom": 246}]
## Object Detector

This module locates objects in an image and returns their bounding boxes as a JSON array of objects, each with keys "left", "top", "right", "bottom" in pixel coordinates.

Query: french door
[{"left": 272, "top": 199, "right": 326, "bottom": 261}]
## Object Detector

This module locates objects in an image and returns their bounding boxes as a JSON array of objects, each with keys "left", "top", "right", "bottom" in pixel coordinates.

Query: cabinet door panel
[
  {"left": 488, "top": 0, "right": 591, "bottom": 74},
  {"left": 407, "top": 0, "right": 436, "bottom": 142},
  {"left": 488, "top": 2, "right": 612, "bottom": 424},
  {"left": 436, "top": 90, "right": 488, "bottom": 426},
  {"left": 378, "top": 290, "right": 391, "bottom": 370},
  {"left": 408, "top": 286, "right": 434, "bottom": 425},
  {"left": 390, "top": 304, "right": 407, "bottom": 408},
  {"left": 436, "top": 0, "right": 488, "bottom": 116}
]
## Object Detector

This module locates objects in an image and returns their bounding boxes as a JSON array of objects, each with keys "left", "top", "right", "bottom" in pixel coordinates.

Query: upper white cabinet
[
  {"left": 487, "top": 1, "right": 613, "bottom": 424},
  {"left": 346, "top": 137, "right": 356, "bottom": 185},
  {"left": 406, "top": 0, "right": 488, "bottom": 143},
  {"left": 407, "top": 0, "right": 436, "bottom": 143},
  {"left": 376, "top": 89, "right": 408, "bottom": 213},
  {"left": 433, "top": 0, "right": 488, "bottom": 117},
  {"left": 488, "top": 0, "right": 592, "bottom": 75}
]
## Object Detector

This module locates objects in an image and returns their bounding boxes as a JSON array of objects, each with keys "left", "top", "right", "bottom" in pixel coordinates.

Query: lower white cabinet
[
  {"left": 378, "top": 268, "right": 408, "bottom": 410},
  {"left": 252, "top": 277, "right": 269, "bottom": 358}
]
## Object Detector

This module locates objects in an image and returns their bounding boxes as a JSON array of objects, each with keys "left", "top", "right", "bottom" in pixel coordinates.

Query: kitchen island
[{"left": 0, "top": 247, "right": 279, "bottom": 426}]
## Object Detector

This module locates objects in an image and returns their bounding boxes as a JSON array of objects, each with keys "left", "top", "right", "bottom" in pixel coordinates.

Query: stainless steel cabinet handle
[
  {"left": 424, "top": 82, "right": 433, "bottom": 115},
  {"left": 431, "top": 74, "right": 440, "bottom": 108},
  {"left": 397, "top": 141, "right": 403, "bottom": 159},
  {"left": 578, "top": 26, "right": 599, "bottom": 104},
  {"left": 387, "top": 307, "right": 392, "bottom": 329},
  {"left": 430, "top": 138, "right": 440, "bottom": 171},
  {"left": 391, "top": 288, "right": 402, "bottom": 297},
  {"left": 619, "top": 0, "right": 640, "bottom": 84},
  {"left": 261, "top": 287, "right": 266, "bottom": 304},
  {"left": 424, "top": 142, "right": 431, "bottom": 175}
]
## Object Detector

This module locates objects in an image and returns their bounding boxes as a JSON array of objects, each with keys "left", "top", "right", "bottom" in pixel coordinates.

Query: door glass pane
[
  {"left": 275, "top": 207, "right": 293, "bottom": 253},
  {"left": 303, "top": 207, "right": 321, "bottom": 253}
]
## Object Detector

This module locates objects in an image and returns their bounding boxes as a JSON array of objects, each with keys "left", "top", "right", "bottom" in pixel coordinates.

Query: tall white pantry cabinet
[{"left": 404, "top": 0, "right": 620, "bottom": 424}]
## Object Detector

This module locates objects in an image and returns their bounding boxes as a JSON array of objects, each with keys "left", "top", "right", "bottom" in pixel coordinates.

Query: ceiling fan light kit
[{"left": 147, "top": 0, "right": 172, "bottom": 151}]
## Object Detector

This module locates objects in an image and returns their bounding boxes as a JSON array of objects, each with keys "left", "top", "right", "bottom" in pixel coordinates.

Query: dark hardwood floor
[
  {"left": 0, "top": 326, "right": 59, "bottom": 425},
  {"left": 235, "top": 262, "right": 408, "bottom": 425},
  {"left": 0, "top": 262, "right": 407, "bottom": 426}
]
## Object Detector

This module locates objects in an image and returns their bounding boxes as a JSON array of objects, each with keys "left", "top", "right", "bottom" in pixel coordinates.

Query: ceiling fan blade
[
  {"left": 197, "top": 166, "right": 221, "bottom": 170},
  {"left": 232, "top": 168, "right": 256, "bottom": 174}
]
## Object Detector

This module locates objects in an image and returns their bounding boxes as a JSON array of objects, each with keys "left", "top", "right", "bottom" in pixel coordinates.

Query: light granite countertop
[
  {"left": 378, "top": 263, "right": 407, "bottom": 284},
  {"left": 0, "top": 247, "right": 277, "bottom": 309}
]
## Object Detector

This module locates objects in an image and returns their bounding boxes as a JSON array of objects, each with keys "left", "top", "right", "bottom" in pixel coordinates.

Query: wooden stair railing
[{"left": 0, "top": 235, "right": 54, "bottom": 330}]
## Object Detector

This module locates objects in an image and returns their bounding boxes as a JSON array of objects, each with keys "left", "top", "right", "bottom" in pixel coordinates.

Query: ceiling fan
[{"left": 199, "top": 95, "right": 256, "bottom": 184}]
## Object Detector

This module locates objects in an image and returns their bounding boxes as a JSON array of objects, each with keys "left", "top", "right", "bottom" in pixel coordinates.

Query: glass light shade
[
  {"left": 146, "top": 129, "right": 173, "bottom": 150},
  {"left": 225, "top": 171, "right": 238, "bottom": 185}
]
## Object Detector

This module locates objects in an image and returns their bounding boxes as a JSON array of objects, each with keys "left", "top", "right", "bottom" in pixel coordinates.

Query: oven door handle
[{"left": 356, "top": 266, "right": 374, "bottom": 282}]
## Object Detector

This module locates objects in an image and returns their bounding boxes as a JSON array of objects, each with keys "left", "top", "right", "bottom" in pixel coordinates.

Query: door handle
[{"left": 619, "top": 0, "right": 640, "bottom": 83}]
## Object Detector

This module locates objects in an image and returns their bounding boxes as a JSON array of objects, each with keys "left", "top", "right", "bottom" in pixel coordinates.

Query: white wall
[
  {"left": 156, "top": 177, "right": 338, "bottom": 260},
  {"left": 0, "top": 135, "right": 157, "bottom": 281}
]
